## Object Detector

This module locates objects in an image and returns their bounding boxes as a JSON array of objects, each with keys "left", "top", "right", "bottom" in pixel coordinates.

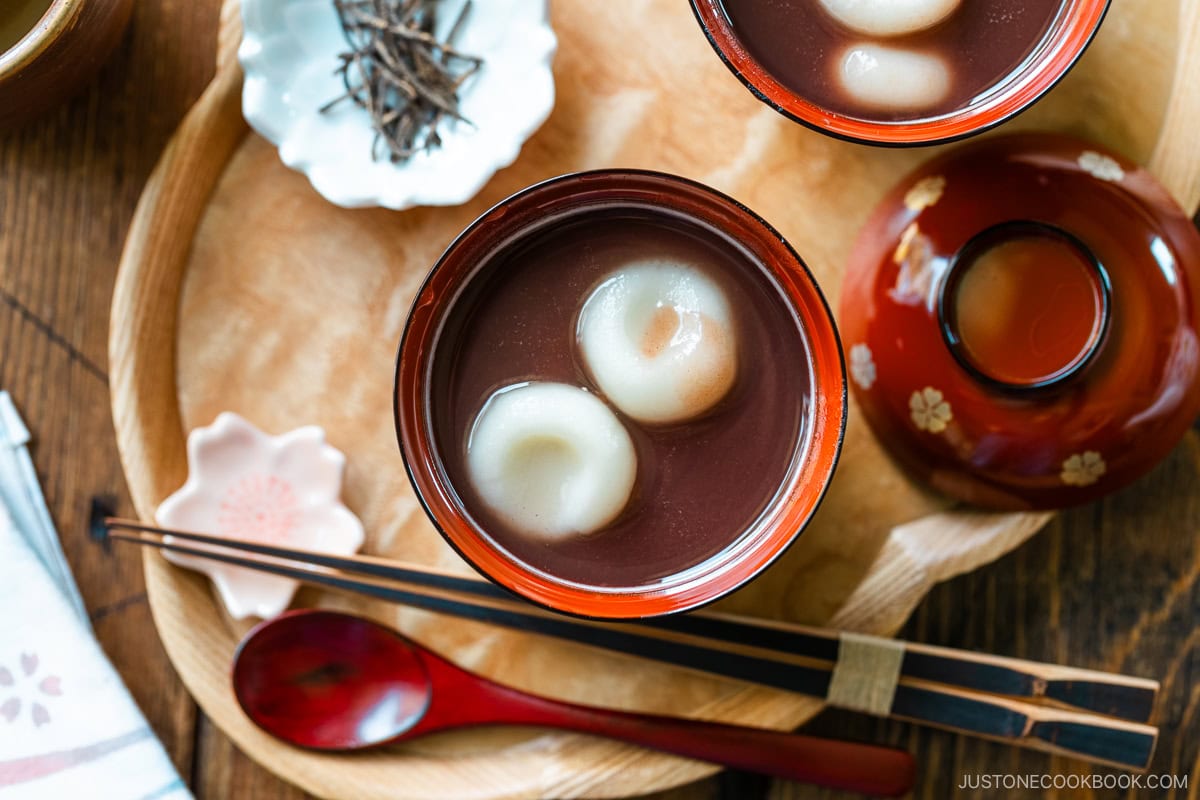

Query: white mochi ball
[
  {"left": 818, "top": 0, "right": 961, "bottom": 37},
  {"left": 466, "top": 382, "right": 637, "bottom": 540},
  {"left": 838, "top": 44, "right": 951, "bottom": 113},
  {"left": 577, "top": 261, "right": 738, "bottom": 425}
]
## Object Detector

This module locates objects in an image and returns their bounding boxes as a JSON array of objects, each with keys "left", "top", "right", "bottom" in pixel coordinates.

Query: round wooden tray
[{"left": 111, "top": 1, "right": 1200, "bottom": 798}]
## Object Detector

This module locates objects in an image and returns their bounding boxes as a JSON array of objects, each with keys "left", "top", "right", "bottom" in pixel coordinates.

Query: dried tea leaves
[{"left": 324, "top": 0, "right": 483, "bottom": 163}]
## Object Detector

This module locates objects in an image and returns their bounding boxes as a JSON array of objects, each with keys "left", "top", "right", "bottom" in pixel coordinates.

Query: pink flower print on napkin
[{"left": 0, "top": 652, "right": 61, "bottom": 727}]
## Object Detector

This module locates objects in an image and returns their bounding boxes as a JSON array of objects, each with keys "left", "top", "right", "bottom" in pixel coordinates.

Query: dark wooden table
[{"left": 1, "top": 2, "right": 1197, "bottom": 797}]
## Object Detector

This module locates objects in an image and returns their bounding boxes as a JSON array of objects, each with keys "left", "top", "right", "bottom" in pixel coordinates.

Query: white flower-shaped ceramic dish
[
  {"left": 239, "top": 0, "right": 557, "bottom": 209},
  {"left": 156, "top": 413, "right": 364, "bottom": 620}
]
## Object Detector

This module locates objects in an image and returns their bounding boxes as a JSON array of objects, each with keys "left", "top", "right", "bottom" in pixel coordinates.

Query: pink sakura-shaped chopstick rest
[{"left": 156, "top": 412, "right": 364, "bottom": 620}]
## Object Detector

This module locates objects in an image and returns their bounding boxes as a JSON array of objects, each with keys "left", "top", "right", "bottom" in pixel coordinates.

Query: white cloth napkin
[{"left": 0, "top": 392, "right": 191, "bottom": 800}]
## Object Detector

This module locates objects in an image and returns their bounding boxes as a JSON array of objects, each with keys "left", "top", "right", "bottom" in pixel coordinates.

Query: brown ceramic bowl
[
  {"left": 0, "top": 0, "right": 134, "bottom": 127},
  {"left": 395, "top": 170, "right": 847, "bottom": 618},
  {"left": 839, "top": 133, "right": 1200, "bottom": 509}
]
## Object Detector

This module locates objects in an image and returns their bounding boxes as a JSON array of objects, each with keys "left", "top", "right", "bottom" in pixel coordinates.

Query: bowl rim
[
  {"left": 686, "top": 0, "right": 1111, "bottom": 147},
  {"left": 0, "top": 0, "right": 79, "bottom": 81},
  {"left": 393, "top": 169, "right": 848, "bottom": 619}
]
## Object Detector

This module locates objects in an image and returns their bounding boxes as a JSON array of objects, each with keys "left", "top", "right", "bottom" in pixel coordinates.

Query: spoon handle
[{"left": 486, "top": 687, "right": 914, "bottom": 796}]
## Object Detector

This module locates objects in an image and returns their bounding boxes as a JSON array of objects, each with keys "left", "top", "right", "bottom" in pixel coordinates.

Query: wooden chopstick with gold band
[
  {"left": 103, "top": 517, "right": 1158, "bottom": 721},
  {"left": 677, "top": 611, "right": 1158, "bottom": 724},
  {"left": 105, "top": 519, "right": 1159, "bottom": 770}
]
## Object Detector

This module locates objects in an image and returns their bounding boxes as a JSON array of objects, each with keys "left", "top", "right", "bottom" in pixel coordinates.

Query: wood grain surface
[{"left": 1, "top": 1, "right": 1198, "bottom": 798}]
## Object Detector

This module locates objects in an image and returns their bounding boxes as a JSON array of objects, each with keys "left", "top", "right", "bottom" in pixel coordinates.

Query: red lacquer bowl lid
[
  {"left": 395, "top": 170, "right": 846, "bottom": 618},
  {"left": 840, "top": 133, "right": 1200, "bottom": 510},
  {"left": 688, "top": 0, "right": 1109, "bottom": 146}
]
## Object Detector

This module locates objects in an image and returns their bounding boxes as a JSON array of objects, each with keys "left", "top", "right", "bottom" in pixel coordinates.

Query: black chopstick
[
  {"left": 105, "top": 518, "right": 512, "bottom": 602},
  {"left": 104, "top": 518, "right": 1156, "bottom": 724},
  {"left": 113, "top": 530, "right": 833, "bottom": 697},
  {"left": 107, "top": 522, "right": 1159, "bottom": 770}
]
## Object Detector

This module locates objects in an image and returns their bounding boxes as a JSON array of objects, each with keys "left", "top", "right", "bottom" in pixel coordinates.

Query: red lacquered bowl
[
  {"left": 688, "top": 0, "right": 1109, "bottom": 146},
  {"left": 395, "top": 171, "right": 846, "bottom": 618},
  {"left": 840, "top": 133, "right": 1200, "bottom": 510}
]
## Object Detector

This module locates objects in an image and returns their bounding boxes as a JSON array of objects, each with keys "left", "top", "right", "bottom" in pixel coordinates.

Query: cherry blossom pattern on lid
[
  {"left": 1077, "top": 151, "right": 1124, "bottom": 183},
  {"left": 904, "top": 176, "right": 946, "bottom": 211},
  {"left": 909, "top": 387, "right": 952, "bottom": 434},
  {"left": 849, "top": 344, "right": 876, "bottom": 390},
  {"left": 1061, "top": 451, "right": 1106, "bottom": 487}
]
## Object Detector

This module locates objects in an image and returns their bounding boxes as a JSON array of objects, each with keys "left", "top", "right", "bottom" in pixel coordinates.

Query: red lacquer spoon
[{"left": 233, "top": 610, "right": 914, "bottom": 797}]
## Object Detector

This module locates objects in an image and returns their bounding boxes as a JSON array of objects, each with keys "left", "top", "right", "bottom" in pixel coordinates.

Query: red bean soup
[
  {"left": 718, "top": 0, "right": 1065, "bottom": 120},
  {"left": 429, "top": 208, "right": 813, "bottom": 588}
]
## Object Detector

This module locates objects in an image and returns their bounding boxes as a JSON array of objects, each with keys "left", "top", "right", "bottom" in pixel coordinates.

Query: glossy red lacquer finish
[
  {"left": 688, "top": 0, "right": 1109, "bottom": 146},
  {"left": 839, "top": 133, "right": 1200, "bottom": 510},
  {"left": 395, "top": 170, "right": 846, "bottom": 618},
  {"left": 233, "top": 610, "right": 915, "bottom": 797}
]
